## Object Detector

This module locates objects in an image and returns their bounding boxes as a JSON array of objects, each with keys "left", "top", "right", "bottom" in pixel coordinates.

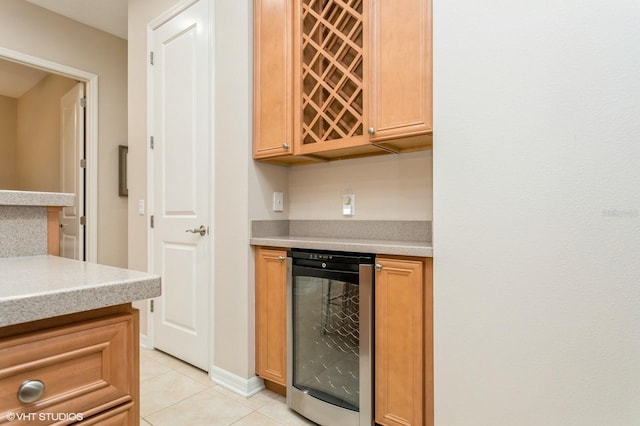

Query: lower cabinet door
[
  {"left": 375, "top": 257, "right": 424, "bottom": 426},
  {"left": 255, "top": 247, "right": 288, "bottom": 386}
]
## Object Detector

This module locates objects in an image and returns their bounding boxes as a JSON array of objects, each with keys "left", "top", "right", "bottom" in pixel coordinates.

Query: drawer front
[
  {"left": 0, "top": 314, "right": 134, "bottom": 425},
  {"left": 77, "top": 402, "right": 134, "bottom": 426}
]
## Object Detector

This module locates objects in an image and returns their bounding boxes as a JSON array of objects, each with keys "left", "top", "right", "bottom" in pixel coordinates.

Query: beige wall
[
  {"left": 288, "top": 151, "right": 432, "bottom": 220},
  {"left": 434, "top": 1, "right": 640, "bottom": 424},
  {"left": 0, "top": 0, "right": 129, "bottom": 268},
  {"left": 0, "top": 95, "right": 17, "bottom": 188},
  {"left": 16, "top": 74, "right": 76, "bottom": 192}
]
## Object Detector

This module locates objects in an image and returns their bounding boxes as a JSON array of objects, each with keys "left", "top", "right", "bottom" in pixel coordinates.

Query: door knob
[{"left": 185, "top": 225, "right": 207, "bottom": 236}]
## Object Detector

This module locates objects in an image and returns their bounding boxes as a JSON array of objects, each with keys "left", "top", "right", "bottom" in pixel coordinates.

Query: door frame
[
  {"left": 0, "top": 46, "right": 98, "bottom": 263},
  {"left": 146, "top": 0, "right": 216, "bottom": 373}
]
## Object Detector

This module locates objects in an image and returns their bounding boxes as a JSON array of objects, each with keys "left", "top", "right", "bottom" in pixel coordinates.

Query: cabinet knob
[
  {"left": 375, "top": 264, "right": 383, "bottom": 271},
  {"left": 278, "top": 256, "right": 285, "bottom": 262},
  {"left": 18, "top": 379, "right": 45, "bottom": 403},
  {"left": 368, "top": 127, "right": 376, "bottom": 135},
  {"left": 282, "top": 143, "right": 290, "bottom": 149}
]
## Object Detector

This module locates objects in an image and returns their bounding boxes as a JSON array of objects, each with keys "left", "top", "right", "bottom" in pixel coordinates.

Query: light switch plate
[
  {"left": 273, "top": 192, "right": 284, "bottom": 212},
  {"left": 138, "top": 199, "right": 145, "bottom": 215}
]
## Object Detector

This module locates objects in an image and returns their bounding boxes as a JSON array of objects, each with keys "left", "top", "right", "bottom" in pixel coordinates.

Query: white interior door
[
  {"left": 151, "top": 0, "right": 210, "bottom": 371},
  {"left": 60, "top": 83, "right": 84, "bottom": 260}
]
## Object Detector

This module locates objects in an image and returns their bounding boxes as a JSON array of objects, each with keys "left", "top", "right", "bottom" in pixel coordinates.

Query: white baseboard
[
  {"left": 209, "top": 365, "right": 265, "bottom": 398},
  {"left": 139, "top": 333, "right": 151, "bottom": 349}
]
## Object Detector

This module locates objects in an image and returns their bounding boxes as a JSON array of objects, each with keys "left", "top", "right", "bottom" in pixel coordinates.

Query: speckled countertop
[
  {"left": 250, "top": 220, "right": 433, "bottom": 257},
  {"left": 0, "top": 256, "right": 161, "bottom": 327},
  {"left": 0, "top": 190, "right": 75, "bottom": 206},
  {"left": 250, "top": 235, "right": 432, "bottom": 257}
]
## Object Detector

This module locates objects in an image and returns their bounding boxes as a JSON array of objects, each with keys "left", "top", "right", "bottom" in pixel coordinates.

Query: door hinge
[
  {"left": 150, "top": 51, "right": 154, "bottom": 65},
  {"left": 80, "top": 97, "right": 87, "bottom": 108},
  {"left": 150, "top": 215, "right": 154, "bottom": 228},
  {"left": 80, "top": 159, "right": 87, "bottom": 168},
  {"left": 150, "top": 300, "right": 154, "bottom": 313},
  {"left": 150, "top": 136, "right": 154, "bottom": 149},
  {"left": 80, "top": 216, "right": 87, "bottom": 226}
]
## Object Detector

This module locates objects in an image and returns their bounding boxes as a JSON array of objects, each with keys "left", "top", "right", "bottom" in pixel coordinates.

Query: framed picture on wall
[{"left": 118, "top": 145, "right": 128, "bottom": 197}]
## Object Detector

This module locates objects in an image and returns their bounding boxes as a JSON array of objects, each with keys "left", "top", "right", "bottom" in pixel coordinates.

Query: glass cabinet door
[{"left": 292, "top": 275, "right": 361, "bottom": 411}]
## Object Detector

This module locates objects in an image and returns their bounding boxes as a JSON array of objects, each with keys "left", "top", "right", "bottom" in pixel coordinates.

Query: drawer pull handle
[
  {"left": 375, "top": 264, "right": 383, "bottom": 271},
  {"left": 278, "top": 256, "right": 285, "bottom": 262},
  {"left": 18, "top": 380, "right": 45, "bottom": 403}
]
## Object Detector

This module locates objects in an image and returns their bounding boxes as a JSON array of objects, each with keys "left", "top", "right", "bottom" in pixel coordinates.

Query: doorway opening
[{"left": 0, "top": 46, "right": 98, "bottom": 262}]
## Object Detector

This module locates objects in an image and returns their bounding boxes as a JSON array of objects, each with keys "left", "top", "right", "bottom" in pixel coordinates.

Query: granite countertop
[
  {"left": 0, "top": 190, "right": 75, "bottom": 206},
  {"left": 250, "top": 220, "right": 433, "bottom": 257},
  {"left": 0, "top": 256, "right": 161, "bottom": 327}
]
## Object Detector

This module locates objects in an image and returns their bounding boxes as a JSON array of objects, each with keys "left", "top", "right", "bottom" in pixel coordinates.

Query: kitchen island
[
  {"left": 0, "top": 256, "right": 160, "bottom": 426},
  {"left": 0, "top": 190, "right": 160, "bottom": 426}
]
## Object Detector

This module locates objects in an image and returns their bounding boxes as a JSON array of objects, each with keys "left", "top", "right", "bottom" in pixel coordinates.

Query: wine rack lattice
[{"left": 301, "top": 0, "right": 364, "bottom": 145}]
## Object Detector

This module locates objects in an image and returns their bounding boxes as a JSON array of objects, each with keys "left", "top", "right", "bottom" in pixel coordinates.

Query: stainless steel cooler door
[{"left": 292, "top": 275, "right": 361, "bottom": 410}]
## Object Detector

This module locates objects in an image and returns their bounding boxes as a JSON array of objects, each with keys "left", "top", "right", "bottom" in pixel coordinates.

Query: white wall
[
  {"left": 0, "top": 0, "right": 128, "bottom": 268},
  {"left": 433, "top": 2, "right": 640, "bottom": 425},
  {"left": 288, "top": 151, "right": 431, "bottom": 220}
]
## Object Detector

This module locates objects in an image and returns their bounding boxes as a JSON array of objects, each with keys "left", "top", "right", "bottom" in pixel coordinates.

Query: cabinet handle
[
  {"left": 18, "top": 379, "right": 45, "bottom": 403},
  {"left": 368, "top": 127, "right": 376, "bottom": 135},
  {"left": 375, "top": 264, "right": 382, "bottom": 271},
  {"left": 278, "top": 256, "right": 285, "bottom": 262},
  {"left": 282, "top": 143, "right": 290, "bottom": 149}
]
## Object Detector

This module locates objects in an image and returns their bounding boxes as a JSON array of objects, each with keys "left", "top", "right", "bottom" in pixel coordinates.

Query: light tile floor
[{"left": 140, "top": 347, "right": 318, "bottom": 426}]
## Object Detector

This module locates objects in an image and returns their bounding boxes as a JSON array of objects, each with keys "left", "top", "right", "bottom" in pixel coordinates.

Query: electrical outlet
[{"left": 342, "top": 193, "right": 355, "bottom": 216}]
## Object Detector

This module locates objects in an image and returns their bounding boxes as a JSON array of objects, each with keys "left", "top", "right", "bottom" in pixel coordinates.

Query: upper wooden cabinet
[
  {"left": 253, "top": 0, "right": 293, "bottom": 159},
  {"left": 369, "top": 0, "right": 433, "bottom": 151},
  {"left": 292, "top": 0, "right": 370, "bottom": 157},
  {"left": 253, "top": 0, "right": 432, "bottom": 164}
]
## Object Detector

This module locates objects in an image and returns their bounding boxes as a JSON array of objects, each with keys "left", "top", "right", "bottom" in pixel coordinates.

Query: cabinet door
[
  {"left": 255, "top": 247, "right": 288, "bottom": 386},
  {"left": 369, "top": 0, "right": 432, "bottom": 145},
  {"left": 254, "top": 0, "right": 293, "bottom": 158},
  {"left": 375, "top": 257, "right": 424, "bottom": 426}
]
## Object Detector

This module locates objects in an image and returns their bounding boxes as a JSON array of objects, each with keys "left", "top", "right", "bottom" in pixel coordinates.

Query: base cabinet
[
  {"left": 254, "top": 247, "right": 433, "bottom": 425},
  {"left": 374, "top": 257, "right": 433, "bottom": 426},
  {"left": 255, "top": 247, "right": 288, "bottom": 387},
  {"left": 0, "top": 305, "right": 139, "bottom": 426}
]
